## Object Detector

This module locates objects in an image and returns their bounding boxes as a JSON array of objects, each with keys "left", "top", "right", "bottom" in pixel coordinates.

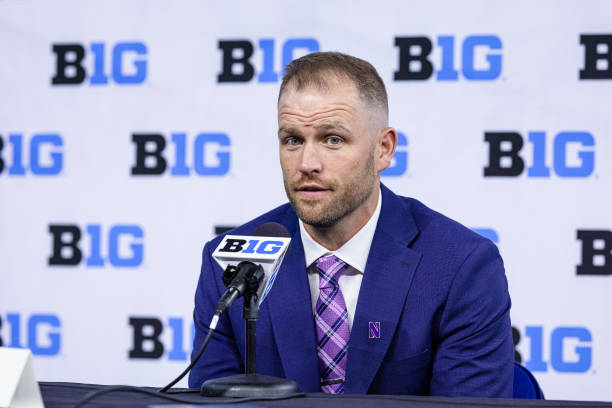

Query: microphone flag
[{"left": 212, "top": 234, "right": 290, "bottom": 304}]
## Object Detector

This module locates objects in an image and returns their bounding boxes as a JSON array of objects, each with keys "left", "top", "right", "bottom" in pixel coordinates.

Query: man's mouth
[
  {"left": 295, "top": 184, "right": 331, "bottom": 197},
  {"left": 298, "top": 184, "right": 327, "bottom": 192}
]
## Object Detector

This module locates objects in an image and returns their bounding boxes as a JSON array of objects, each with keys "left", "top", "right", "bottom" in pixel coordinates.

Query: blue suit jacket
[{"left": 188, "top": 185, "right": 513, "bottom": 397}]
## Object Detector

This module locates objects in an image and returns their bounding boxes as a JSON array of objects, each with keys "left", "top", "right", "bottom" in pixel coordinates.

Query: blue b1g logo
[
  {"left": 48, "top": 224, "right": 144, "bottom": 267},
  {"left": 394, "top": 35, "right": 502, "bottom": 81},
  {"left": 131, "top": 133, "right": 231, "bottom": 176},
  {"left": 52, "top": 41, "right": 147, "bottom": 85},
  {"left": 0, "top": 133, "right": 63, "bottom": 176},
  {"left": 0, "top": 313, "right": 61, "bottom": 356},
  {"left": 128, "top": 316, "right": 194, "bottom": 361},
  {"left": 484, "top": 131, "right": 595, "bottom": 178},
  {"left": 217, "top": 38, "right": 320, "bottom": 83},
  {"left": 514, "top": 326, "right": 592, "bottom": 373}
]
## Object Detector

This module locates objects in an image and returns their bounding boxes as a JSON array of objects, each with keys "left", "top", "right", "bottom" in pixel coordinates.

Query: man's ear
[{"left": 376, "top": 127, "right": 398, "bottom": 173}]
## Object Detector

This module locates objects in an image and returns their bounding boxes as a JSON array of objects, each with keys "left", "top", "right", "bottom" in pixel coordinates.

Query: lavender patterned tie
[{"left": 315, "top": 255, "right": 350, "bottom": 394}]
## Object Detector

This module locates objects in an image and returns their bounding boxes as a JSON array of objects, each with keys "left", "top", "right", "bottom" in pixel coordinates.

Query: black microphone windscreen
[{"left": 253, "top": 222, "right": 290, "bottom": 238}]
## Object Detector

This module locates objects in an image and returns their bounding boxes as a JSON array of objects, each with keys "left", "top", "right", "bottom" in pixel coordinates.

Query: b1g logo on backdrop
[
  {"left": 513, "top": 325, "right": 592, "bottom": 373},
  {"left": 131, "top": 133, "right": 230, "bottom": 176},
  {"left": 48, "top": 224, "right": 144, "bottom": 267},
  {"left": 577, "top": 229, "right": 611, "bottom": 276},
  {"left": 394, "top": 35, "right": 502, "bottom": 81},
  {"left": 580, "top": 34, "right": 612, "bottom": 79},
  {"left": 0, "top": 313, "right": 61, "bottom": 356},
  {"left": 217, "top": 38, "right": 319, "bottom": 83},
  {"left": 484, "top": 131, "right": 595, "bottom": 178},
  {"left": 128, "top": 316, "right": 193, "bottom": 361},
  {"left": 0, "top": 133, "right": 63, "bottom": 176},
  {"left": 51, "top": 42, "right": 147, "bottom": 85}
]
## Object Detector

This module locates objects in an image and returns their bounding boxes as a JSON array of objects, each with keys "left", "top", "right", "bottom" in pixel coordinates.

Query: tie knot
[{"left": 316, "top": 255, "right": 346, "bottom": 289}]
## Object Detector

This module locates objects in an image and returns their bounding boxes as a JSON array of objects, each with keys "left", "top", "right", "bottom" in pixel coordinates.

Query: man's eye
[
  {"left": 286, "top": 137, "right": 301, "bottom": 146},
  {"left": 327, "top": 136, "right": 342, "bottom": 145}
]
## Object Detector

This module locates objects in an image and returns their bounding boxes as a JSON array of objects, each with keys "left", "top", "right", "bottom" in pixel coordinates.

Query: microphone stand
[
  {"left": 244, "top": 289, "right": 258, "bottom": 375},
  {"left": 200, "top": 263, "right": 300, "bottom": 397}
]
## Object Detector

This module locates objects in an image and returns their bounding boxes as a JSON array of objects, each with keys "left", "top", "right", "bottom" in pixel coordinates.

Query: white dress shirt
[{"left": 300, "top": 187, "right": 382, "bottom": 331}]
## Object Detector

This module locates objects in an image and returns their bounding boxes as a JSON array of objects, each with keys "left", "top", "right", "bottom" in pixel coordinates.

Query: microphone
[
  {"left": 214, "top": 261, "right": 264, "bottom": 316},
  {"left": 159, "top": 223, "right": 292, "bottom": 394},
  {"left": 212, "top": 222, "right": 291, "bottom": 315},
  {"left": 200, "top": 222, "right": 300, "bottom": 397}
]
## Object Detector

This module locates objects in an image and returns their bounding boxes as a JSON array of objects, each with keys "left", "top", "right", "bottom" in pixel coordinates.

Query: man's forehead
[{"left": 277, "top": 96, "right": 359, "bottom": 128}]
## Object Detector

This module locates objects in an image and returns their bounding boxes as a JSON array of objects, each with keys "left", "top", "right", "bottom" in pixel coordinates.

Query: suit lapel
[
  {"left": 265, "top": 212, "right": 320, "bottom": 392},
  {"left": 344, "top": 184, "right": 422, "bottom": 394}
]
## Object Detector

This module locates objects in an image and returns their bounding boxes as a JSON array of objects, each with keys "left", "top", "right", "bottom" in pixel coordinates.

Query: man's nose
[{"left": 298, "top": 142, "right": 322, "bottom": 175}]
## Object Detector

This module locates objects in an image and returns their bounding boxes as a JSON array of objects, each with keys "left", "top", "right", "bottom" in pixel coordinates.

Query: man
[{"left": 189, "top": 52, "right": 513, "bottom": 396}]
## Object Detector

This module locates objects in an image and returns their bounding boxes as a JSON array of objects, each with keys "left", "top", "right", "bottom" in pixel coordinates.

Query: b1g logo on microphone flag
[{"left": 212, "top": 235, "right": 291, "bottom": 304}]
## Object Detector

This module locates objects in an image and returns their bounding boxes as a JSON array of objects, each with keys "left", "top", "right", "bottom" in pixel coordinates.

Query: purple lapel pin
[{"left": 369, "top": 322, "right": 381, "bottom": 339}]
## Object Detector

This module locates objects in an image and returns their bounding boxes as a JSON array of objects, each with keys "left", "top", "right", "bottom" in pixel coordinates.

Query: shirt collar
[{"left": 299, "top": 186, "right": 382, "bottom": 273}]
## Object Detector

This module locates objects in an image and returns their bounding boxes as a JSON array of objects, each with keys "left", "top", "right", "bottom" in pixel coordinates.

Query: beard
[{"left": 283, "top": 149, "right": 377, "bottom": 228}]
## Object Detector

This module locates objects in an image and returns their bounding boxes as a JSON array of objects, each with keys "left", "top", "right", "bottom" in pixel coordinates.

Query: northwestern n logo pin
[{"left": 368, "top": 321, "right": 381, "bottom": 339}]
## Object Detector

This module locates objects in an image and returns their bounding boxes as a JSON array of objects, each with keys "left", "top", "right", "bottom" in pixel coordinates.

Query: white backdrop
[{"left": 1, "top": 0, "right": 611, "bottom": 401}]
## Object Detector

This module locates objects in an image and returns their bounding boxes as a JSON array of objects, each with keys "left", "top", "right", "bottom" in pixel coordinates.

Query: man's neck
[{"left": 303, "top": 184, "right": 380, "bottom": 251}]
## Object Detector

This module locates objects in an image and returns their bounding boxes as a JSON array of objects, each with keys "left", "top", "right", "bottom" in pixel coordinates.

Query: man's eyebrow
[
  {"left": 278, "top": 121, "right": 350, "bottom": 136},
  {"left": 278, "top": 126, "right": 298, "bottom": 136},
  {"left": 312, "top": 121, "right": 351, "bottom": 133}
]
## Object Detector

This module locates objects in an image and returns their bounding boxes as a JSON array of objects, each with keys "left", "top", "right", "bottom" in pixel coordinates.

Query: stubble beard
[{"left": 283, "top": 149, "right": 377, "bottom": 229}]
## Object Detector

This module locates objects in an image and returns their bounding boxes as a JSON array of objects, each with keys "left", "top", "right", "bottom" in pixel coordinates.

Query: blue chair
[{"left": 513, "top": 362, "right": 544, "bottom": 399}]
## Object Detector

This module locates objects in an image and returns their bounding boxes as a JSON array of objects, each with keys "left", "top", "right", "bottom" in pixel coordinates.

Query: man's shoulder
[
  {"left": 389, "top": 193, "right": 505, "bottom": 304},
  {"left": 205, "top": 202, "right": 296, "bottom": 249}
]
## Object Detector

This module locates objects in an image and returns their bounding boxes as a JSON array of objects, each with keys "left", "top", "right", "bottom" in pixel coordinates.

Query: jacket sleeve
[
  {"left": 188, "top": 242, "right": 243, "bottom": 389},
  {"left": 429, "top": 240, "right": 514, "bottom": 397}
]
